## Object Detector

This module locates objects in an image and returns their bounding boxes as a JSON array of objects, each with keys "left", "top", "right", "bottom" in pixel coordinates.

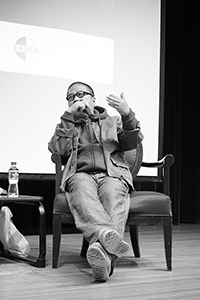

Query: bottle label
[{"left": 9, "top": 179, "right": 18, "bottom": 184}]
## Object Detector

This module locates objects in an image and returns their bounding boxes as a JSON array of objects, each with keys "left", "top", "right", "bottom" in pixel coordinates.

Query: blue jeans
[{"left": 66, "top": 172, "right": 130, "bottom": 244}]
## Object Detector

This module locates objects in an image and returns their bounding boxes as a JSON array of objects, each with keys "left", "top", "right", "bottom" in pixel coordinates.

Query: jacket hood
[{"left": 92, "top": 106, "right": 109, "bottom": 120}]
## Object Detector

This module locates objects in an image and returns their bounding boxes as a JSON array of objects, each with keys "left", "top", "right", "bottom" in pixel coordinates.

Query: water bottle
[{"left": 8, "top": 162, "right": 19, "bottom": 197}]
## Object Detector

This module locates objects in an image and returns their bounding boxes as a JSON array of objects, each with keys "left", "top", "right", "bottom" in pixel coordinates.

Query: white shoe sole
[
  {"left": 100, "top": 230, "right": 130, "bottom": 258},
  {"left": 86, "top": 242, "right": 111, "bottom": 282}
]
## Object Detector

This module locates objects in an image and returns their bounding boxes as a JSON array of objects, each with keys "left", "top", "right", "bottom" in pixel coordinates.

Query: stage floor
[{"left": 0, "top": 224, "right": 200, "bottom": 300}]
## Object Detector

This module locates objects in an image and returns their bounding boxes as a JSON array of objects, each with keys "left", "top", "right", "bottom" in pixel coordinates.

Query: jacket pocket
[{"left": 110, "top": 156, "right": 129, "bottom": 171}]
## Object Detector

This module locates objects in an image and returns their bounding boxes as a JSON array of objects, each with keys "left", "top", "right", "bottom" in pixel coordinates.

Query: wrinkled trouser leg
[{"left": 66, "top": 172, "right": 130, "bottom": 244}]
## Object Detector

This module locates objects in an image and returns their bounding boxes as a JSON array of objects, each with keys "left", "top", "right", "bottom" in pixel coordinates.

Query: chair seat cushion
[
  {"left": 129, "top": 191, "right": 172, "bottom": 215},
  {"left": 53, "top": 191, "right": 172, "bottom": 216}
]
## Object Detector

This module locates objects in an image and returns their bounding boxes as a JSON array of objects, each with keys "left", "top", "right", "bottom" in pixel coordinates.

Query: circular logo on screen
[{"left": 14, "top": 37, "right": 39, "bottom": 61}]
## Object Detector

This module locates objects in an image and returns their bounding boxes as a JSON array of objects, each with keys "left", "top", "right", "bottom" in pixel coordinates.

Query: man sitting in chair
[{"left": 48, "top": 81, "right": 144, "bottom": 282}]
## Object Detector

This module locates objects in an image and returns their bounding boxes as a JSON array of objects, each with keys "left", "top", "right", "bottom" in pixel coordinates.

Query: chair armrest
[
  {"left": 51, "top": 152, "right": 68, "bottom": 166},
  {"left": 142, "top": 154, "right": 175, "bottom": 168},
  {"left": 51, "top": 152, "right": 62, "bottom": 165},
  {"left": 140, "top": 154, "right": 175, "bottom": 196}
]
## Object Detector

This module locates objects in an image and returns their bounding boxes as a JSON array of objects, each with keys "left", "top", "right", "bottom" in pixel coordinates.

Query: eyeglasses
[{"left": 66, "top": 90, "right": 94, "bottom": 102}]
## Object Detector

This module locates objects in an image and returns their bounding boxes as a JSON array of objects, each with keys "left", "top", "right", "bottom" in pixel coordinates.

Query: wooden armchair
[{"left": 51, "top": 144, "right": 174, "bottom": 270}]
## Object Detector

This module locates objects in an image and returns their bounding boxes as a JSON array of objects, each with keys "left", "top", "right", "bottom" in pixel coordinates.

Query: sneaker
[
  {"left": 99, "top": 229, "right": 130, "bottom": 258},
  {"left": 86, "top": 242, "right": 111, "bottom": 282}
]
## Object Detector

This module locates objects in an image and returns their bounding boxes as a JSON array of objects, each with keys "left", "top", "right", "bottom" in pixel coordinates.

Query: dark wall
[
  {"left": 0, "top": 1, "right": 200, "bottom": 234},
  {"left": 163, "top": 0, "right": 200, "bottom": 224}
]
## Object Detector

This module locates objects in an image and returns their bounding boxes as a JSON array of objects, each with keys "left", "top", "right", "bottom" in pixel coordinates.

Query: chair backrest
[{"left": 125, "top": 143, "right": 143, "bottom": 180}]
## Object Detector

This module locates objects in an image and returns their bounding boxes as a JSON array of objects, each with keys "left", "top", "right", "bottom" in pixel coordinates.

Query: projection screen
[{"left": 0, "top": 0, "right": 162, "bottom": 177}]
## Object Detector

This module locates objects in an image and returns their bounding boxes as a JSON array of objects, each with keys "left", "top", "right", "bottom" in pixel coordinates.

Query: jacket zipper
[{"left": 86, "top": 120, "right": 96, "bottom": 170}]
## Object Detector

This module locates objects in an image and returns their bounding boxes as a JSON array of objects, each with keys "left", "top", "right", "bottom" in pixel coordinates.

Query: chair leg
[
  {"left": 129, "top": 225, "right": 141, "bottom": 257},
  {"left": 163, "top": 217, "right": 172, "bottom": 271},
  {"left": 52, "top": 214, "right": 62, "bottom": 268},
  {"left": 80, "top": 237, "right": 89, "bottom": 257}
]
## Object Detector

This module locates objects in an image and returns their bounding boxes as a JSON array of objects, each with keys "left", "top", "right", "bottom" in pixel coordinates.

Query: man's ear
[{"left": 92, "top": 97, "right": 96, "bottom": 103}]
